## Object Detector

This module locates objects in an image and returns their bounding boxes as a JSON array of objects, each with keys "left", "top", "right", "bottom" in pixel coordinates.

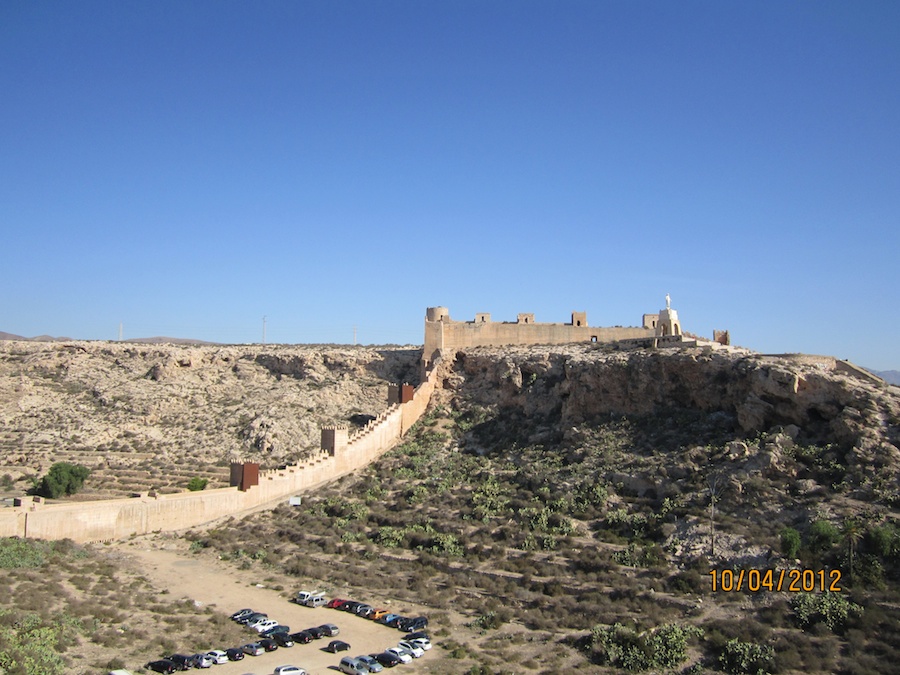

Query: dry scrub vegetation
[
  {"left": 2, "top": 341, "right": 900, "bottom": 674},
  {"left": 184, "top": 395, "right": 900, "bottom": 675},
  {"left": 0, "top": 537, "right": 249, "bottom": 675},
  {"left": 0, "top": 341, "right": 418, "bottom": 499}
]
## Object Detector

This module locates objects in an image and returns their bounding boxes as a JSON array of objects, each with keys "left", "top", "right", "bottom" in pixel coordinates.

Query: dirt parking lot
[{"left": 116, "top": 540, "right": 441, "bottom": 674}]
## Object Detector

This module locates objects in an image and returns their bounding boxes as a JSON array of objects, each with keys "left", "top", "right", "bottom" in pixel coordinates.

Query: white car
[
  {"left": 253, "top": 619, "right": 280, "bottom": 633},
  {"left": 246, "top": 615, "right": 270, "bottom": 628},
  {"left": 385, "top": 647, "right": 413, "bottom": 664},
  {"left": 397, "top": 640, "right": 425, "bottom": 658},
  {"left": 409, "top": 637, "right": 432, "bottom": 651},
  {"left": 206, "top": 650, "right": 229, "bottom": 664},
  {"left": 273, "top": 666, "right": 307, "bottom": 675}
]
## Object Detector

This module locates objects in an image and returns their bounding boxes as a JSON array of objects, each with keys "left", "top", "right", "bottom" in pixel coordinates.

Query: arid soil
[
  {"left": 0, "top": 341, "right": 420, "bottom": 499},
  {"left": 111, "top": 535, "right": 447, "bottom": 674}
]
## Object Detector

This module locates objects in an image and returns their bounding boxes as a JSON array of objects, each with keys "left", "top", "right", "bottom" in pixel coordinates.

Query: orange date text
[{"left": 709, "top": 568, "right": 842, "bottom": 593}]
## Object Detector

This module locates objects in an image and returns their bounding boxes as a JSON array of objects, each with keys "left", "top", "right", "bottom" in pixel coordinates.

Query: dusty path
[{"left": 111, "top": 536, "right": 441, "bottom": 675}]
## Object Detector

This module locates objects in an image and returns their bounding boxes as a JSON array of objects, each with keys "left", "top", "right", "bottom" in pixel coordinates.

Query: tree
[
  {"left": 32, "top": 463, "right": 90, "bottom": 499},
  {"left": 707, "top": 471, "right": 726, "bottom": 557},
  {"left": 842, "top": 518, "right": 864, "bottom": 585},
  {"left": 809, "top": 520, "right": 839, "bottom": 554}
]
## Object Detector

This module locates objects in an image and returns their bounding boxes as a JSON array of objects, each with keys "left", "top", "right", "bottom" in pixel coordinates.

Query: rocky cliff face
[
  {"left": 435, "top": 344, "right": 900, "bottom": 502},
  {"left": 0, "top": 341, "right": 420, "bottom": 497}
]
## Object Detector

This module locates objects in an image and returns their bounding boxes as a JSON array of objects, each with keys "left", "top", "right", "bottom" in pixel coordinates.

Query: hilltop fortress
[
  {"left": 1, "top": 298, "right": 732, "bottom": 544},
  {"left": 422, "top": 295, "right": 714, "bottom": 373}
]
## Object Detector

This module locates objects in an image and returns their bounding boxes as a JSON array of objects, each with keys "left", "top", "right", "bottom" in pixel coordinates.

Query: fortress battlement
[{"left": 423, "top": 299, "right": 683, "bottom": 371}]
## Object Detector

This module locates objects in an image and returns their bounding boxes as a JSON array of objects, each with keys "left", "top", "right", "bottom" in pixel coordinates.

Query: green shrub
[
  {"left": 0, "top": 539, "right": 48, "bottom": 569},
  {"left": 719, "top": 638, "right": 774, "bottom": 675},
  {"left": 791, "top": 591, "right": 861, "bottom": 632},
  {"left": 32, "top": 463, "right": 90, "bottom": 499},
  {"left": 808, "top": 520, "right": 839, "bottom": 554},
  {"left": 187, "top": 477, "right": 208, "bottom": 491},
  {"left": 780, "top": 527, "right": 801, "bottom": 559},
  {"left": 588, "top": 622, "right": 702, "bottom": 671}
]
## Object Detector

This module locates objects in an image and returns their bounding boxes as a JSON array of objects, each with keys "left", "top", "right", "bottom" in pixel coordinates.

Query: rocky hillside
[
  {"left": 0, "top": 340, "right": 420, "bottom": 498},
  {"left": 180, "top": 343, "right": 900, "bottom": 674},
  {"left": 436, "top": 345, "right": 900, "bottom": 508}
]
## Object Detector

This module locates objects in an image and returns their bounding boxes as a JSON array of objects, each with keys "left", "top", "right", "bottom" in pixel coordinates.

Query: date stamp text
[{"left": 709, "top": 568, "right": 842, "bottom": 593}]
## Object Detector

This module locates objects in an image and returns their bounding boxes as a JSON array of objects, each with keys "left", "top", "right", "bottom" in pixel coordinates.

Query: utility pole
[
  {"left": 262, "top": 316, "right": 267, "bottom": 345},
  {"left": 118, "top": 322, "right": 123, "bottom": 341},
  {"left": 353, "top": 325, "right": 357, "bottom": 345}
]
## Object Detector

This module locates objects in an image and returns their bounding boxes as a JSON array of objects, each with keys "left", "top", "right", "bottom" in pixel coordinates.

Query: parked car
[
  {"left": 304, "top": 595, "right": 327, "bottom": 608},
  {"left": 241, "top": 642, "right": 265, "bottom": 656},
  {"left": 292, "top": 590, "right": 322, "bottom": 605},
  {"left": 190, "top": 652, "right": 214, "bottom": 668},
  {"left": 376, "top": 613, "right": 401, "bottom": 626},
  {"left": 340, "top": 601, "right": 362, "bottom": 613},
  {"left": 326, "top": 598, "right": 346, "bottom": 609},
  {"left": 272, "top": 666, "right": 307, "bottom": 675},
  {"left": 370, "top": 609, "right": 391, "bottom": 621},
  {"left": 231, "top": 608, "right": 255, "bottom": 621},
  {"left": 253, "top": 618, "right": 280, "bottom": 633},
  {"left": 408, "top": 636, "right": 432, "bottom": 651},
  {"left": 319, "top": 623, "right": 340, "bottom": 637},
  {"left": 259, "top": 638, "right": 279, "bottom": 652},
  {"left": 238, "top": 612, "right": 267, "bottom": 625},
  {"left": 405, "top": 631, "right": 430, "bottom": 642},
  {"left": 326, "top": 639, "right": 352, "bottom": 653},
  {"left": 399, "top": 616, "right": 428, "bottom": 632},
  {"left": 272, "top": 632, "right": 295, "bottom": 647},
  {"left": 206, "top": 650, "right": 229, "bottom": 665},
  {"left": 166, "top": 654, "right": 194, "bottom": 670},
  {"left": 356, "top": 654, "right": 384, "bottom": 672},
  {"left": 289, "top": 630, "right": 314, "bottom": 644},
  {"left": 225, "top": 647, "right": 245, "bottom": 661},
  {"left": 339, "top": 656, "right": 371, "bottom": 674},
  {"left": 384, "top": 647, "right": 412, "bottom": 664},
  {"left": 397, "top": 641, "right": 424, "bottom": 658},
  {"left": 305, "top": 626, "right": 326, "bottom": 639},
  {"left": 146, "top": 661, "right": 178, "bottom": 674},
  {"left": 260, "top": 624, "right": 291, "bottom": 637},
  {"left": 354, "top": 604, "right": 374, "bottom": 617},
  {"left": 371, "top": 652, "right": 402, "bottom": 668}
]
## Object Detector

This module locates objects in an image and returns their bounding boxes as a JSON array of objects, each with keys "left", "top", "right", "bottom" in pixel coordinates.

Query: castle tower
[
  {"left": 656, "top": 293, "right": 682, "bottom": 336},
  {"left": 321, "top": 426, "right": 349, "bottom": 456},
  {"left": 423, "top": 306, "right": 450, "bottom": 375}
]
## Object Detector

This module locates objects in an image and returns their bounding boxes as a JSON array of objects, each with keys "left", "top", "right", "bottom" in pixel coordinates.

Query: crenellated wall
[
  {"left": 1, "top": 366, "right": 440, "bottom": 543},
  {"left": 422, "top": 306, "right": 658, "bottom": 371}
]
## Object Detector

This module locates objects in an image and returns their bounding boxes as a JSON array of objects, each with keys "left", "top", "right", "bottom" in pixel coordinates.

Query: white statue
[{"left": 665, "top": 293, "right": 671, "bottom": 310}]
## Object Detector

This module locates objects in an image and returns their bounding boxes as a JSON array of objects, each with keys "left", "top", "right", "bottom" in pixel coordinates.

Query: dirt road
[{"left": 113, "top": 538, "right": 441, "bottom": 675}]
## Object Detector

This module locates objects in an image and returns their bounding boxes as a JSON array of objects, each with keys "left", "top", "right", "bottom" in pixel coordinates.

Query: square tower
[{"left": 321, "top": 426, "right": 349, "bottom": 456}]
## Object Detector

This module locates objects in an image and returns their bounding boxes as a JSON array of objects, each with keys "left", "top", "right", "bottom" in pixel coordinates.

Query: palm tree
[
  {"left": 708, "top": 471, "right": 725, "bottom": 557},
  {"left": 842, "top": 518, "right": 864, "bottom": 585}
]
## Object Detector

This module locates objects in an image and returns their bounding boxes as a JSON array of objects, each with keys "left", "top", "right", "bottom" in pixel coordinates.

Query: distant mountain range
[
  {"left": 872, "top": 370, "right": 900, "bottom": 386},
  {"left": 0, "top": 331, "right": 219, "bottom": 346}
]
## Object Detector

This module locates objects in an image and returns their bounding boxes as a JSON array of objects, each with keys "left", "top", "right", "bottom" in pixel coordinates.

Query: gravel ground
[{"left": 112, "top": 537, "right": 443, "bottom": 675}]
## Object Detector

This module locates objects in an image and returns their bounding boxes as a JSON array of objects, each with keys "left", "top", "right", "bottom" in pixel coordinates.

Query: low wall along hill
[{"left": 1, "top": 368, "right": 439, "bottom": 543}]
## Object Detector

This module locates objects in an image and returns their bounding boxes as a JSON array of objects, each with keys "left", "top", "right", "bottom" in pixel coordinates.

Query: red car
[{"left": 326, "top": 598, "right": 346, "bottom": 609}]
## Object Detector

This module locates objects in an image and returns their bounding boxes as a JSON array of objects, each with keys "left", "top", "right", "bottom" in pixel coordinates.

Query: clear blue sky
[{"left": 2, "top": 2, "right": 898, "bottom": 370}]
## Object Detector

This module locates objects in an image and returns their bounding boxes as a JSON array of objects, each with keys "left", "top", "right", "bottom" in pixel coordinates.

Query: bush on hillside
[{"left": 31, "top": 463, "right": 90, "bottom": 499}]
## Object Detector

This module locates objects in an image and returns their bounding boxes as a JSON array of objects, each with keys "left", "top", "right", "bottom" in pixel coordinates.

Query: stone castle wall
[
  {"left": 1, "top": 367, "right": 440, "bottom": 543},
  {"left": 424, "top": 307, "right": 654, "bottom": 368}
]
